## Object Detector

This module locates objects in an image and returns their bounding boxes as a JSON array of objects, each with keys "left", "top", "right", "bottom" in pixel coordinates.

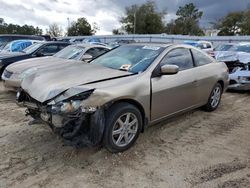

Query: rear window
[{"left": 191, "top": 49, "right": 212, "bottom": 66}]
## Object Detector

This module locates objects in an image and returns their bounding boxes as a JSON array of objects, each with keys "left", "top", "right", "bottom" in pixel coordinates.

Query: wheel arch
[
  {"left": 104, "top": 98, "right": 147, "bottom": 132},
  {"left": 217, "top": 80, "right": 224, "bottom": 91}
]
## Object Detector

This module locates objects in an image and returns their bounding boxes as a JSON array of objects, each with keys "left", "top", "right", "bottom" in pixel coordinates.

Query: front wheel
[
  {"left": 204, "top": 83, "right": 222, "bottom": 112},
  {"left": 103, "top": 103, "right": 142, "bottom": 153}
]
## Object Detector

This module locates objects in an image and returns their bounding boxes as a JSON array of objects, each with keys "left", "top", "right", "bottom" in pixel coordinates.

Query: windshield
[
  {"left": 53, "top": 45, "right": 85, "bottom": 60},
  {"left": 215, "top": 44, "right": 234, "bottom": 51},
  {"left": 2, "top": 40, "right": 32, "bottom": 52},
  {"left": 0, "top": 37, "right": 10, "bottom": 49},
  {"left": 231, "top": 44, "right": 250, "bottom": 53},
  {"left": 92, "top": 45, "right": 164, "bottom": 73},
  {"left": 22, "top": 42, "right": 43, "bottom": 54},
  {"left": 2, "top": 42, "right": 11, "bottom": 51}
]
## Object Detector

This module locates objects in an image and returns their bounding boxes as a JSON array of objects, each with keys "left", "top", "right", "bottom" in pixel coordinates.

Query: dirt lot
[{"left": 0, "top": 82, "right": 249, "bottom": 188}]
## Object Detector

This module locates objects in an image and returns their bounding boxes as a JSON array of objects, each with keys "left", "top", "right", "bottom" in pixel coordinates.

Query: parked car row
[
  {"left": 0, "top": 34, "right": 48, "bottom": 50},
  {"left": 2, "top": 43, "right": 110, "bottom": 90},
  {"left": 0, "top": 41, "right": 70, "bottom": 75}
]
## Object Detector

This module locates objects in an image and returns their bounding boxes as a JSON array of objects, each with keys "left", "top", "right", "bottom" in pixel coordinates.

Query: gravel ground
[{"left": 0, "top": 82, "right": 249, "bottom": 188}]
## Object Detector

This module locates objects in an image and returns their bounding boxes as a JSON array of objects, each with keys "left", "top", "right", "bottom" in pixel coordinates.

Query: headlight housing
[
  {"left": 50, "top": 90, "right": 96, "bottom": 114},
  {"left": 19, "top": 67, "right": 38, "bottom": 79},
  {"left": 51, "top": 100, "right": 82, "bottom": 114},
  {"left": 238, "top": 76, "right": 250, "bottom": 82}
]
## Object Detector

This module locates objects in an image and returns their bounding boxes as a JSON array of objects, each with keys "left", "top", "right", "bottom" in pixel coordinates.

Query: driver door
[{"left": 151, "top": 48, "right": 199, "bottom": 121}]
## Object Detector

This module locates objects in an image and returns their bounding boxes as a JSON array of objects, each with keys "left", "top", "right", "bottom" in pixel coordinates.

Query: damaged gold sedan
[{"left": 17, "top": 43, "right": 229, "bottom": 152}]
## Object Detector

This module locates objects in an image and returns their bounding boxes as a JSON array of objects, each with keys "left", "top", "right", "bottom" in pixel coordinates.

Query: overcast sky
[{"left": 0, "top": 0, "right": 249, "bottom": 35}]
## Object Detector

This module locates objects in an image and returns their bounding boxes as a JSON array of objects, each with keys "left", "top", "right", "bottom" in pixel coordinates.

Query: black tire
[
  {"left": 103, "top": 102, "right": 142, "bottom": 153},
  {"left": 203, "top": 83, "right": 222, "bottom": 112}
]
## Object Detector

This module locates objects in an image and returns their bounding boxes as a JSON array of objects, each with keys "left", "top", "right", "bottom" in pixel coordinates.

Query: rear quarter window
[{"left": 191, "top": 49, "right": 213, "bottom": 66}]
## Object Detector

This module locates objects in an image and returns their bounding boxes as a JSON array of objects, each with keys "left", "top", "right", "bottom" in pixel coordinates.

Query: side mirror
[
  {"left": 161, "top": 64, "right": 179, "bottom": 75},
  {"left": 82, "top": 54, "right": 93, "bottom": 62}
]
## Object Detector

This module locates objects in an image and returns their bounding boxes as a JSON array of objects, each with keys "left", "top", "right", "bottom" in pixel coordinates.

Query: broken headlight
[
  {"left": 51, "top": 100, "right": 81, "bottom": 113},
  {"left": 51, "top": 90, "right": 96, "bottom": 114},
  {"left": 238, "top": 76, "right": 250, "bottom": 82}
]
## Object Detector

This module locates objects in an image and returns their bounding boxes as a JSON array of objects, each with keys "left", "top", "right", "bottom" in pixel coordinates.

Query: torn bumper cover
[
  {"left": 228, "top": 69, "right": 250, "bottom": 90},
  {"left": 216, "top": 51, "right": 250, "bottom": 90},
  {"left": 16, "top": 89, "right": 105, "bottom": 147}
]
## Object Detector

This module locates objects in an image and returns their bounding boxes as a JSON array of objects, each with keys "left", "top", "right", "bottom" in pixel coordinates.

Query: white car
[
  {"left": 184, "top": 40, "right": 214, "bottom": 56},
  {"left": 216, "top": 43, "right": 250, "bottom": 90}
]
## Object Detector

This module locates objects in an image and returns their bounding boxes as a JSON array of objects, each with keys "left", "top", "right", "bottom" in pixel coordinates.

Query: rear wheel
[
  {"left": 204, "top": 83, "right": 222, "bottom": 111},
  {"left": 103, "top": 102, "right": 142, "bottom": 153}
]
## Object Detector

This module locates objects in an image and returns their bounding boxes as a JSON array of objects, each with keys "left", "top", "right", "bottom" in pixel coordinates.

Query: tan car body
[
  {"left": 18, "top": 43, "right": 229, "bottom": 150},
  {"left": 21, "top": 43, "right": 229, "bottom": 123}
]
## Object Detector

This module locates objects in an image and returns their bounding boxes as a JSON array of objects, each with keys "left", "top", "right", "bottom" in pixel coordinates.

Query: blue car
[{"left": 1, "top": 40, "right": 38, "bottom": 53}]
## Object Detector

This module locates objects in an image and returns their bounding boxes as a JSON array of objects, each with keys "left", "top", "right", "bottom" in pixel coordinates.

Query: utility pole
[
  {"left": 67, "top": 18, "right": 70, "bottom": 36},
  {"left": 133, "top": 11, "right": 136, "bottom": 34},
  {"left": 67, "top": 18, "right": 70, "bottom": 29}
]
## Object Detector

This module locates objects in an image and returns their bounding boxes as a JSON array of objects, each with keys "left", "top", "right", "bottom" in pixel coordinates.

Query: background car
[
  {"left": 108, "top": 39, "right": 136, "bottom": 48},
  {"left": 2, "top": 44, "right": 111, "bottom": 90},
  {"left": 0, "top": 34, "right": 45, "bottom": 50},
  {"left": 212, "top": 43, "right": 236, "bottom": 59},
  {"left": 216, "top": 43, "right": 250, "bottom": 90},
  {"left": 0, "top": 41, "right": 70, "bottom": 76},
  {"left": 17, "top": 43, "right": 228, "bottom": 153},
  {"left": 0, "top": 40, "right": 39, "bottom": 53},
  {"left": 184, "top": 40, "right": 214, "bottom": 56}
]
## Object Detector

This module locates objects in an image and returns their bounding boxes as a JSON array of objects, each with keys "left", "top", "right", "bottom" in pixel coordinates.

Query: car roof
[
  {"left": 36, "top": 41, "right": 71, "bottom": 45},
  {"left": 9, "top": 39, "right": 39, "bottom": 43},
  {"left": 127, "top": 42, "right": 172, "bottom": 48},
  {"left": 73, "top": 43, "right": 110, "bottom": 49}
]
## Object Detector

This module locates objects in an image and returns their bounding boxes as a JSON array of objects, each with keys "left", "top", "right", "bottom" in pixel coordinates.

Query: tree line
[
  {"left": 114, "top": 1, "right": 250, "bottom": 36},
  {"left": 0, "top": 18, "right": 43, "bottom": 35}
]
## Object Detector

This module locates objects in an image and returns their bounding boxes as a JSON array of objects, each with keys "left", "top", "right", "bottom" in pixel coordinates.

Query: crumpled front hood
[
  {"left": 21, "top": 62, "right": 132, "bottom": 103},
  {"left": 6, "top": 56, "right": 70, "bottom": 73},
  {"left": 216, "top": 51, "right": 250, "bottom": 64}
]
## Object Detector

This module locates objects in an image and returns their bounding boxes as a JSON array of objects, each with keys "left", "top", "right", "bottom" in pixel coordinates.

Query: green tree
[
  {"left": 120, "top": 1, "right": 166, "bottom": 34},
  {"left": 241, "top": 9, "right": 250, "bottom": 35},
  {"left": 216, "top": 12, "right": 244, "bottom": 36},
  {"left": 0, "top": 18, "right": 43, "bottom": 35},
  {"left": 166, "top": 3, "right": 204, "bottom": 36},
  {"left": 47, "top": 23, "right": 63, "bottom": 37},
  {"left": 67, "top": 17, "right": 96, "bottom": 36},
  {"left": 0, "top": 18, "right": 4, "bottom": 25},
  {"left": 112, "top": 29, "right": 124, "bottom": 35}
]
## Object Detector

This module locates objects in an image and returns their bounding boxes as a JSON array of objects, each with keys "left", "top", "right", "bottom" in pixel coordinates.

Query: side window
[
  {"left": 58, "top": 44, "right": 68, "bottom": 51},
  {"left": 160, "top": 48, "right": 194, "bottom": 71},
  {"left": 38, "top": 44, "right": 59, "bottom": 55},
  {"left": 191, "top": 49, "right": 212, "bottom": 66},
  {"left": 85, "top": 47, "right": 108, "bottom": 58},
  {"left": 96, "top": 47, "right": 109, "bottom": 56}
]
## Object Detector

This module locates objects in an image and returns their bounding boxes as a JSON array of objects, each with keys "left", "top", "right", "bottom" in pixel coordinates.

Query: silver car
[
  {"left": 17, "top": 43, "right": 229, "bottom": 152},
  {"left": 2, "top": 44, "right": 110, "bottom": 91}
]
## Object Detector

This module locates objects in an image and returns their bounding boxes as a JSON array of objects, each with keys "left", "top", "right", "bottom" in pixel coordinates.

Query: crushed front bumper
[
  {"left": 228, "top": 82, "right": 250, "bottom": 90},
  {"left": 18, "top": 94, "right": 105, "bottom": 147}
]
